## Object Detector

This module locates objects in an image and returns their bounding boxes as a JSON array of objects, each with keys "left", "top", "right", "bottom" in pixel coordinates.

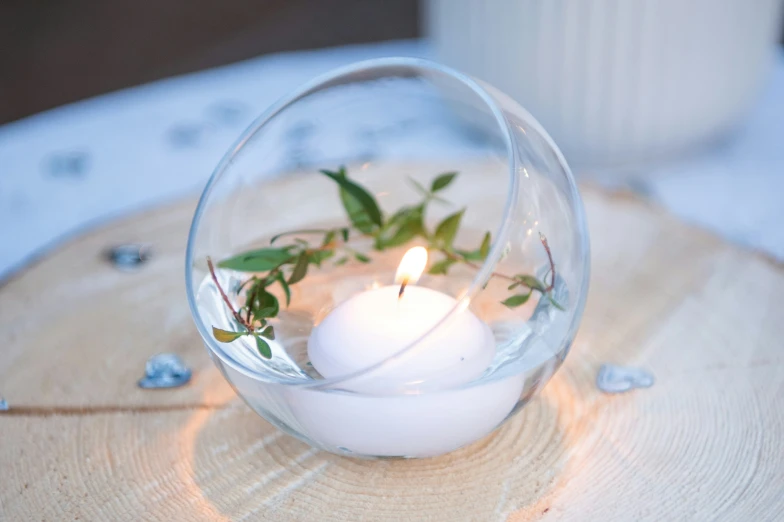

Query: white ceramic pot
[{"left": 426, "top": 0, "right": 783, "bottom": 168}]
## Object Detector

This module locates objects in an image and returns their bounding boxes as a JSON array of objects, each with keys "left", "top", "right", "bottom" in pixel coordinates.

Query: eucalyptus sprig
[{"left": 209, "top": 167, "right": 561, "bottom": 358}]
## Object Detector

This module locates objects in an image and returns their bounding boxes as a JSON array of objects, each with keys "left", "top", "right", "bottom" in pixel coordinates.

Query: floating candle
[
  {"left": 289, "top": 247, "right": 524, "bottom": 457},
  {"left": 308, "top": 247, "right": 495, "bottom": 391}
]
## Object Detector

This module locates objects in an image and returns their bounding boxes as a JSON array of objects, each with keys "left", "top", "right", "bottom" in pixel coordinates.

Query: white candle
[
  {"left": 290, "top": 247, "right": 525, "bottom": 457},
  {"left": 309, "top": 285, "right": 496, "bottom": 390},
  {"left": 308, "top": 246, "right": 495, "bottom": 391}
]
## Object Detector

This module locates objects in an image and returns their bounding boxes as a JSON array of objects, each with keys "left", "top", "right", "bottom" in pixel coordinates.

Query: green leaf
[
  {"left": 515, "top": 275, "right": 547, "bottom": 293},
  {"left": 237, "top": 277, "right": 256, "bottom": 292},
  {"left": 379, "top": 221, "right": 420, "bottom": 249},
  {"left": 383, "top": 206, "right": 415, "bottom": 229},
  {"left": 434, "top": 209, "right": 465, "bottom": 250},
  {"left": 376, "top": 206, "right": 424, "bottom": 249},
  {"left": 255, "top": 335, "right": 272, "bottom": 358},
  {"left": 507, "top": 281, "right": 521, "bottom": 291},
  {"left": 479, "top": 232, "right": 491, "bottom": 260},
  {"left": 270, "top": 229, "right": 329, "bottom": 244},
  {"left": 455, "top": 232, "right": 491, "bottom": 261},
  {"left": 254, "top": 290, "right": 279, "bottom": 318},
  {"left": 274, "top": 272, "right": 291, "bottom": 306},
  {"left": 548, "top": 295, "right": 566, "bottom": 311},
  {"left": 431, "top": 172, "right": 458, "bottom": 192},
  {"left": 456, "top": 249, "right": 483, "bottom": 261},
  {"left": 322, "top": 230, "right": 336, "bottom": 247},
  {"left": 340, "top": 190, "right": 376, "bottom": 234},
  {"left": 340, "top": 228, "right": 350, "bottom": 242},
  {"left": 212, "top": 327, "right": 245, "bottom": 343},
  {"left": 428, "top": 258, "right": 456, "bottom": 275},
  {"left": 408, "top": 177, "right": 431, "bottom": 198},
  {"left": 321, "top": 168, "right": 383, "bottom": 229},
  {"left": 288, "top": 252, "right": 309, "bottom": 284},
  {"left": 218, "top": 247, "right": 294, "bottom": 272},
  {"left": 260, "top": 325, "right": 275, "bottom": 340},
  {"left": 334, "top": 256, "right": 349, "bottom": 266},
  {"left": 354, "top": 252, "right": 371, "bottom": 263},
  {"left": 502, "top": 293, "right": 532, "bottom": 308},
  {"left": 309, "top": 249, "right": 334, "bottom": 267}
]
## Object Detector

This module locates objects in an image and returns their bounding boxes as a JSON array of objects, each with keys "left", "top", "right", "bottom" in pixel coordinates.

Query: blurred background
[
  {"left": 0, "top": 0, "right": 419, "bottom": 124},
  {"left": 1, "top": 0, "right": 783, "bottom": 279}
]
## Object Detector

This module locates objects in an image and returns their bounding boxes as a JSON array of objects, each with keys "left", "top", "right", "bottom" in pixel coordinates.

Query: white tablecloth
[{"left": 1, "top": 40, "right": 782, "bottom": 281}]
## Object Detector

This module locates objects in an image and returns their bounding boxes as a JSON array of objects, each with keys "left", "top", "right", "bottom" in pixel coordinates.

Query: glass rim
[{"left": 185, "top": 56, "right": 578, "bottom": 393}]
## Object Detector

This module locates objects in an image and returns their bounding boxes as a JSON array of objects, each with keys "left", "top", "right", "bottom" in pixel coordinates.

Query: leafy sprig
[{"left": 209, "top": 167, "right": 561, "bottom": 358}]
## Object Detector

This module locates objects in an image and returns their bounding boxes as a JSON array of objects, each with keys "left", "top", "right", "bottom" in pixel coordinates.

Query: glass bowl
[{"left": 186, "top": 57, "right": 589, "bottom": 459}]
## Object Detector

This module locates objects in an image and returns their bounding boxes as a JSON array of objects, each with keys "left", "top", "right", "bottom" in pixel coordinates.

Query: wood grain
[{"left": 1, "top": 184, "right": 782, "bottom": 521}]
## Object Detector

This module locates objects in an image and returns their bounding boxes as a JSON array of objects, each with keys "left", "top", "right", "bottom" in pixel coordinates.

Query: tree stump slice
[{"left": 1, "top": 182, "right": 782, "bottom": 521}]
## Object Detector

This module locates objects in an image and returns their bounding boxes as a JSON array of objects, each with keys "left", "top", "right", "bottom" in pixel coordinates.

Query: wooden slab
[{"left": 1, "top": 185, "right": 782, "bottom": 521}]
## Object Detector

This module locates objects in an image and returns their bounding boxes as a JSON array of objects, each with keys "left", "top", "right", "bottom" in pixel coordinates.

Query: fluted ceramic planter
[{"left": 427, "top": 0, "right": 784, "bottom": 167}]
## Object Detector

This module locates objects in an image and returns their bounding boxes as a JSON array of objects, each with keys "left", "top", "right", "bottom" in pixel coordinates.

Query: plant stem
[
  {"left": 245, "top": 285, "right": 257, "bottom": 324},
  {"left": 439, "top": 249, "right": 516, "bottom": 282},
  {"left": 282, "top": 228, "right": 556, "bottom": 294},
  {"left": 438, "top": 233, "right": 557, "bottom": 291},
  {"left": 270, "top": 228, "right": 334, "bottom": 244},
  {"left": 207, "top": 257, "right": 253, "bottom": 331},
  {"left": 210, "top": 169, "right": 563, "bottom": 344},
  {"left": 539, "top": 232, "right": 556, "bottom": 292}
]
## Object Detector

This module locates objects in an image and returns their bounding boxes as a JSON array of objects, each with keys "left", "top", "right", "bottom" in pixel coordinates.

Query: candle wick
[{"left": 398, "top": 278, "right": 409, "bottom": 299}]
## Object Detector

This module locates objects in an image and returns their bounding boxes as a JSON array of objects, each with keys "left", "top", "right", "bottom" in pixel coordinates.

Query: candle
[
  {"left": 307, "top": 247, "right": 496, "bottom": 391},
  {"left": 288, "top": 247, "right": 526, "bottom": 457}
]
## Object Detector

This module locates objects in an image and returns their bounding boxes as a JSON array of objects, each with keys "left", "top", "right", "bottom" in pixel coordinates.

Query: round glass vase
[{"left": 186, "top": 58, "right": 590, "bottom": 459}]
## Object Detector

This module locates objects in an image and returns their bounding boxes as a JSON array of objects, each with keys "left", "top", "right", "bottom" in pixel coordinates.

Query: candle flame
[{"left": 395, "top": 246, "right": 428, "bottom": 286}]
